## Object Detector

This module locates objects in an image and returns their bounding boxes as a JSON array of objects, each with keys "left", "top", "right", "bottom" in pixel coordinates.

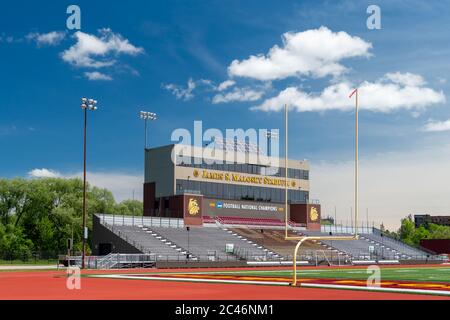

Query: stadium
[
  {"left": 2, "top": 2, "right": 450, "bottom": 306},
  {"left": 29, "top": 139, "right": 444, "bottom": 300},
  {"left": 2, "top": 140, "right": 449, "bottom": 301},
  {"left": 89, "top": 141, "right": 444, "bottom": 266}
]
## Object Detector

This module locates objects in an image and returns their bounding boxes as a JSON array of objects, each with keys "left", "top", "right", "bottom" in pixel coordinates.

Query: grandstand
[
  {"left": 83, "top": 142, "right": 446, "bottom": 269},
  {"left": 90, "top": 213, "right": 441, "bottom": 269},
  {"left": 93, "top": 214, "right": 279, "bottom": 262},
  {"left": 298, "top": 230, "right": 432, "bottom": 260},
  {"left": 231, "top": 228, "right": 337, "bottom": 258},
  {"left": 149, "top": 226, "right": 277, "bottom": 260}
]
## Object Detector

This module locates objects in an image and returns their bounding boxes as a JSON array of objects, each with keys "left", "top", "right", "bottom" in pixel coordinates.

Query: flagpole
[
  {"left": 284, "top": 104, "right": 288, "bottom": 238},
  {"left": 349, "top": 88, "right": 359, "bottom": 237},
  {"left": 354, "top": 89, "right": 359, "bottom": 237}
]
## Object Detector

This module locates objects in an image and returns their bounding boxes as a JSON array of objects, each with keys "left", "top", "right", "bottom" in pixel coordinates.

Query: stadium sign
[
  {"left": 206, "top": 199, "right": 285, "bottom": 215},
  {"left": 195, "top": 169, "right": 297, "bottom": 188}
]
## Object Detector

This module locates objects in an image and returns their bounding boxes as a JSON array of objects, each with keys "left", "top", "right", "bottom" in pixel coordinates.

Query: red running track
[{"left": 0, "top": 267, "right": 449, "bottom": 300}]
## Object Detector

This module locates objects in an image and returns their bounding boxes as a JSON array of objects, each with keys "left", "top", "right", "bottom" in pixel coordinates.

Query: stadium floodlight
[
  {"left": 140, "top": 110, "right": 157, "bottom": 149},
  {"left": 80, "top": 97, "right": 98, "bottom": 270},
  {"left": 140, "top": 111, "right": 157, "bottom": 121}
]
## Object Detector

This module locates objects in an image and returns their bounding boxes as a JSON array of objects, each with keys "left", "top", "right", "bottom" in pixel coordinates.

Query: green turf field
[{"left": 175, "top": 266, "right": 450, "bottom": 283}]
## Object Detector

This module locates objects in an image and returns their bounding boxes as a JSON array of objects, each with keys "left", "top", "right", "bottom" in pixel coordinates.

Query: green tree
[
  {"left": 396, "top": 216, "right": 450, "bottom": 247},
  {"left": 0, "top": 177, "right": 137, "bottom": 257},
  {"left": 398, "top": 215, "right": 416, "bottom": 246},
  {"left": 0, "top": 224, "right": 33, "bottom": 260},
  {"left": 427, "top": 223, "right": 450, "bottom": 239},
  {"left": 411, "top": 225, "right": 430, "bottom": 246},
  {"left": 115, "top": 199, "right": 143, "bottom": 216}
]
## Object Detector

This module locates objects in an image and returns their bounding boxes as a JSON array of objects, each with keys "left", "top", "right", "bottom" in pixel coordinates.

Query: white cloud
[
  {"left": 78, "top": 171, "right": 142, "bottom": 202},
  {"left": 422, "top": 119, "right": 450, "bottom": 132},
  {"left": 61, "top": 28, "right": 143, "bottom": 68},
  {"left": 163, "top": 78, "right": 197, "bottom": 101},
  {"left": 217, "top": 80, "right": 236, "bottom": 91},
  {"left": 228, "top": 26, "right": 372, "bottom": 81},
  {"left": 84, "top": 71, "right": 113, "bottom": 81},
  {"left": 28, "top": 168, "right": 62, "bottom": 178},
  {"left": 212, "top": 87, "right": 265, "bottom": 104},
  {"left": 27, "top": 31, "right": 66, "bottom": 46},
  {"left": 311, "top": 142, "right": 450, "bottom": 231},
  {"left": 384, "top": 72, "right": 425, "bottom": 87},
  {"left": 27, "top": 169, "right": 142, "bottom": 203},
  {"left": 254, "top": 73, "right": 445, "bottom": 113}
]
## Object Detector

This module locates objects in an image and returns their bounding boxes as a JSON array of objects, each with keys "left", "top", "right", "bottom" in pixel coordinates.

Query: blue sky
[{"left": 1, "top": 1, "right": 450, "bottom": 226}]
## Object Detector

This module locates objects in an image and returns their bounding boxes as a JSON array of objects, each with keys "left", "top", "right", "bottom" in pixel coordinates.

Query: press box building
[{"left": 143, "top": 142, "right": 321, "bottom": 230}]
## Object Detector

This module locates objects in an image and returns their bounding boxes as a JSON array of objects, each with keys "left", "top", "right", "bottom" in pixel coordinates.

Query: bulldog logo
[
  {"left": 310, "top": 207, "right": 319, "bottom": 222},
  {"left": 188, "top": 198, "right": 200, "bottom": 216}
]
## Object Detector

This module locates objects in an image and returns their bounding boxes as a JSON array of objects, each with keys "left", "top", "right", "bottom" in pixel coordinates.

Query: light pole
[
  {"left": 140, "top": 111, "right": 157, "bottom": 217},
  {"left": 186, "top": 226, "right": 190, "bottom": 261},
  {"left": 140, "top": 111, "right": 157, "bottom": 149},
  {"left": 80, "top": 97, "right": 97, "bottom": 269}
]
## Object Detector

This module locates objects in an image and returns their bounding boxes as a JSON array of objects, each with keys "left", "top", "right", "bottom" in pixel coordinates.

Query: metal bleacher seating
[
  {"left": 150, "top": 226, "right": 276, "bottom": 261},
  {"left": 360, "top": 233, "right": 429, "bottom": 258},
  {"left": 232, "top": 228, "right": 336, "bottom": 259},
  {"left": 111, "top": 225, "right": 188, "bottom": 260},
  {"left": 298, "top": 230, "right": 380, "bottom": 259},
  {"left": 298, "top": 230, "right": 430, "bottom": 260}
]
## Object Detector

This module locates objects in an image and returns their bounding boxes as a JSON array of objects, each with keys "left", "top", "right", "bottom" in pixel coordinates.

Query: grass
[
  {"left": 0, "top": 259, "right": 58, "bottom": 266},
  {"left": 173, "top": 266, "right": 450, "bottom": 283}
]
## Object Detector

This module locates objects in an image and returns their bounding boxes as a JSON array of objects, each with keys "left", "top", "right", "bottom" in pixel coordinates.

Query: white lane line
[
  {"left": 89, "top": 274, "right": 290, "bottom": 286},
  {"left": 89, "top": 274, "right": 450, "bottom": 296},
  {"left": 301, "top": 283, "right": 450, "bottom": 296}
]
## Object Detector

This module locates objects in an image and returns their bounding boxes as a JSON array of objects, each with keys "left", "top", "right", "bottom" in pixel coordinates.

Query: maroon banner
[{"left": 183, "top": 194, "right": 203, "bottom": 226}]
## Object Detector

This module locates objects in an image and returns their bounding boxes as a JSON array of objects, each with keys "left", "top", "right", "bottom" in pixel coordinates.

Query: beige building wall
[
  {"left": 175, "top": 166, "right": 309, "bottom": 192},
  {"left": 146, "top": 144, "right": 310, "bottom": 197}
]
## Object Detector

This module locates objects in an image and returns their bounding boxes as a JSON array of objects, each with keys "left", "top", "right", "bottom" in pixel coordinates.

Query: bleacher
[
  {"left": 232, "top": 228, "right": 344, "bottom": 260},
  {"left": 298, "top": 230, "right": 431, "bottom": 260},
  {"left": 96, "top": 213, "right": 438, "bottom": 264},
  {"left": 97, "top": 214, "right": 281, "bottom": 261},
  {"left": 150, "top": 226, "right": 276, "bottom": 261},
  {"left": 111, "top": 225, "right": 188, "bottom": 260},
  {"left": 298, "top": 230, "right": 379, "bottom": 259},
  {"left": 360, "top": 233, "right": 429, "bottom": 258}
]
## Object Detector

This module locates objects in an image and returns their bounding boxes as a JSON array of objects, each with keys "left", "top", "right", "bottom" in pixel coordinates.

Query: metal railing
[
  {"left": 68, "top": 254, "right": 157, "bottom": 269},
  {"left": 98, "top": 213, "right": 184, "bottom": 229},
  {"left": 64, "top": 248, "right": 448, "bottom": 269},
  {"left": 321, "top": 224, "right": 373, "bottom": 234}
]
